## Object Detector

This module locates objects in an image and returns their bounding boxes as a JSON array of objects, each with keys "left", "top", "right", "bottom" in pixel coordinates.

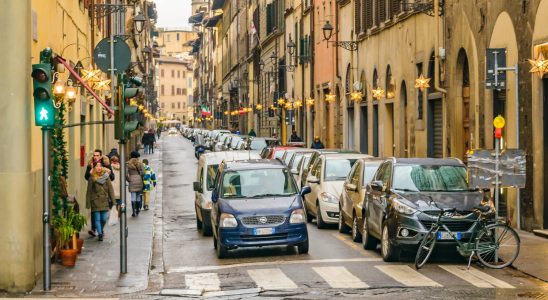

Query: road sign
[
  {"left": 486, "top": 48, "right": 506, "bottom": 89},
  {"left": 93, "top": 37, "right": 131, "bottom": 74}
]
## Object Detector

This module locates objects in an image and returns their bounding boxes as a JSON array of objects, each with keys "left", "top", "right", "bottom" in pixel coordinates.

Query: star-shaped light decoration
[
  {"left": 277, "top": 98, "right": 286, "bottom": 106},
  {"left": 285, "top": 102, "right": 293, "bottom": 110},
  {"left": 294, "top": 99, "right": 303, "bottom": 108},
  {"left": 371, "top": 87, "right": 385, "bottom": 100},
  {"left": 305, "top": 97, "right": 315, "bottom": 106},
  {"left": 81, "top": 68, "right": 101, "bottom": 86},
  {"left": 415, "top": 74, "right": 431, "bottom": 91},
  {"left": 256, "top": 103, "right": 263, "bottom": 110},
  {"left": 325, "top": 93, "right": 336, "bottom": 103},
  {"left": 528, "top": 52, "right": 548, "bottom": 78},
  {"left": 93, "top": 79, "right": 111, "bottom": 92},
  {"left": 350, "top": 91, "right": 363, "bottom": 102}
]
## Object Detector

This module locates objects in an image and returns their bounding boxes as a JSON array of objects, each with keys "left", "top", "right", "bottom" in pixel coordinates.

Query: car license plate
[
  {"left": 254, "top": 228, "right": 274, "bottom": 235},
  {"left": 437, "top": 231, "right": 461, "bottom": 240}
]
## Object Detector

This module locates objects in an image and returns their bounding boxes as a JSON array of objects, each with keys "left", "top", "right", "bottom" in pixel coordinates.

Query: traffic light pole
[
  {"left": 42, "top": 127, "right": 51, "bottom": 291},
  {"left": 119, "top": 139, "right": 128, "bottom": 273}
]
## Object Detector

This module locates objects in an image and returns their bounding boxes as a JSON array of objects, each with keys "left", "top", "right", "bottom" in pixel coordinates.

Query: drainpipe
[
  {"left": 335, "top": 2, "right": 343, "bottom": 148},
  {"left": 434, "top": 0, "right": 446, "bottom": 95}
]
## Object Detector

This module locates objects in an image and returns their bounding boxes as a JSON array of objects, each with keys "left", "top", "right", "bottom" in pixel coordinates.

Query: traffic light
[
  {"left": 115, "top": 75, "right": 141, "bottom": 140},
  {"left": 32, "top": 63, "right": 55, "bottom": 127}
]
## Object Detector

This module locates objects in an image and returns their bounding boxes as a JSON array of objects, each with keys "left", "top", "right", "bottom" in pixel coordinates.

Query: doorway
[
  {"left": 348, "top": 106, "right": 355, "bottom": 149},
  {"left": 360, "top": 104, "right": 368, "bottom": 154},
  {"left": 385, "top": 103, "right": 395, "bottom": 156},
  {"left": 428, "top": 98, "right": 443, "bottom": 158},
  {"left": 373, "top": 105, "right": 379, "bottom": 157},
  {"left": 544, "top": 77, "right": 548, "bottom": 228}
]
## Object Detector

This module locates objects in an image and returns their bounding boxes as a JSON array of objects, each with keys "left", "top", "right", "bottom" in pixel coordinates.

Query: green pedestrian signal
[{"left": 32, "top": 63, "right": 55, "bottom": 127}]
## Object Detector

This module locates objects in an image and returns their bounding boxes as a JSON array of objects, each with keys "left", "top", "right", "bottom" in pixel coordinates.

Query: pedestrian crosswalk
[{"left": 171, "top": 263, "right": 517, "bottom": 295}]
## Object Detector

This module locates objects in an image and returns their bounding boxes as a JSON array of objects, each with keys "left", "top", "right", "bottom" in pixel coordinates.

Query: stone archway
[
  {"left": 400, "top": 80, "right": 408, "bottom": 157},
  {"left": 455, "top": 48, "right": 471, "bottom": 162}
]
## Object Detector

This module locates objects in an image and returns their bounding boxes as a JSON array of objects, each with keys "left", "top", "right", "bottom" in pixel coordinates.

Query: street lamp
[
  {"left": 322, "top": 21, "right": 334, "bottom": 41},
  {"left": 270, "top": 52, "right": 277, "bottom": 64},
  {"left": 321, "top": 20, "right": 358, "bottom": 51},
  {"left": 134, "top": 11, "right": 146, "bottom": 34},
  {"left": 287, "top": 35, "right": 296, "bottom": 56}
]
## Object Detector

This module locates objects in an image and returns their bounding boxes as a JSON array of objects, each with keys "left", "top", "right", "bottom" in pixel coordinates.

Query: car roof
[
  {"left": 357, "top": 157, "right": 384, "bottom": 165},
  {"left": 390, "top": 157, "right": 464, "bottom": 166},
  {"left": 222, "top": 159, "right": 285, "bottom": 170},
  {"left": 201, "top": 151, "right": 261, "bottom": 165},
  {"left": 322, "top": 153, "right": 372, "bottom": 160}
]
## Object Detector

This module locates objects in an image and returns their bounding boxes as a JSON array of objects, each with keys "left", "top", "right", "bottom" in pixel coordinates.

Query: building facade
[{"left": 157, "top": 56, "right": 193, "bottom": 122}]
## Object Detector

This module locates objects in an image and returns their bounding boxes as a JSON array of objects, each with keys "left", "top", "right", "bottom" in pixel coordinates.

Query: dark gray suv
[{"left": 362, "top": 158, "right": 484, "bottom": 262}]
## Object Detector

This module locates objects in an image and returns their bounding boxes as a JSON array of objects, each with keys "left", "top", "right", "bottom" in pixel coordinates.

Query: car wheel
[
  {"left": 316, "top": 202, "right": 327, "bottom": 229},
  {"left": 305, "top": 202, "right": 314, "bottom": 223},
  {"left": 195, "top": 207, "right": 203, "bottom": 230},
  {"left": 351, "top": 214, "right": 362, "bottom": 242},
  {"left": 297, "top": 239, "right": 309, "bottom": 254},
  {"left": 381, "top": 223, "right": 400, "bottom": 262},
  {"left": 338, "top": 207, "right": 350, "bottom": 233},
  {"left": 216, "top": 233, "right": 228, "bottom": 258},
  {"left": 201, "top": 209, "right": 212, "bottom": 236},
  {"left": 361, "top": 217, "right": 378, "bottom": 250}
]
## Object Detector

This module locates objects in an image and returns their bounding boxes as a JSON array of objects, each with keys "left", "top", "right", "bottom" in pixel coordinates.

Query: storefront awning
[
  {"left": 211, "top": 0, "right": 226, "bottom": 10},
  {"left": 188, "top": 12, "right": 204, "bottom": 24},
  {"left": 204, "top": 14, "right": 223, "bottom": 27},
  {"left": 56, "top": 56, "right": 115, "bottom": 115}
]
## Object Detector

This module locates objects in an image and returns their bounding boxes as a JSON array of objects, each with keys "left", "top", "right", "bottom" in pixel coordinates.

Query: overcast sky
[{"left": 154, "top": 0, "right": 192, "bottom": 29}]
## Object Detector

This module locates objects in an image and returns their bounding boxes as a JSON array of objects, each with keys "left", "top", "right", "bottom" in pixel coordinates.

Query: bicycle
[{"left": 415, "top": 205, "right": 520, "bottom": 270}]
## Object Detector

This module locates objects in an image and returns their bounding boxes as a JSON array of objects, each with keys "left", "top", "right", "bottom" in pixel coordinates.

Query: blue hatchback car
[{"left": 211, "top": 159, "right": 309, "bottom": 258}]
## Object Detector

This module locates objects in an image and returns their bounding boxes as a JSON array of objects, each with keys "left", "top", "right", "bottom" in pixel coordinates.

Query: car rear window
[
  {"left": 206, "top": 165, "right": 219, "bottom": 190},
  {"left": 325, "top": 159, "right": 357, "bottom": 181},
  {"left": 221, "top": 168, "right": 298, "bottom": 198}
]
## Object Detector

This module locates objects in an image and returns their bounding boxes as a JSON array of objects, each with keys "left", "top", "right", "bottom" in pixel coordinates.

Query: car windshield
[
  {"left": 290, "top": 154, "right": 304, "bottom": 169},
  {"left": 250, "top": 139, "right": 267, "bottom": 150},
  {"left": 206, "top": 164, "right": 219, "bottom": 190},
  {"left": 274, "top": 150, "right": 286, "bottom": 160},
  {"left": 284, "top": 152, "right": 295, "bottom": 165},
  {"left": 392, "top": 165, "right": 469, "bottom": 192},
  {"left": 363, "top": 164, "right": 381, "bottom": 186},
  {"left": 325, "top": 159, "right": 357, "bottom": 181},
  {"left": 221, "top": 168, "right": 298, "bottom": 198}
]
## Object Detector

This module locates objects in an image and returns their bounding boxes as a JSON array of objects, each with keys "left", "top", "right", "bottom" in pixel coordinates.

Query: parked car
[
  {"left": 302, "top": 153, "right": 369, "bottom": 228},
  {"left": 211, "top": 159, "right": 309, "bottom": 258},
  {"left": 281, "top": 148, "right": 315, "bottom": 166},
  {"left": 168, "top": 127, "right": 178, "bottom": 135},
  {"left": 291, "top": 152, "right": 314, "bottom": 189},
  {"left": 268, "top": 146, "right": 298, "bottom": 160},
  {"left": 338, "top": 158, "right": 383, "bottom": 241},
  {"left": 300, "top": 149, "right": 361, "bottom": 188},
  {"left": 362, "top": 157, "right": 484, "bottom": 262},
  {"left": 242, "top": 137, "right": 269, "bottom": 152},
  {"left": 214, "top": 134, "right": 230, "bottom": 152},
  {"left": 193, "top": 151, "right": 261, "bottom": 236}
]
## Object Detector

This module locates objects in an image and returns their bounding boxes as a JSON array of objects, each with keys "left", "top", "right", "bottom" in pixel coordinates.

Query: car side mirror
[
  {"left": 211, "top": 190, "right": 219, "bottom": 203},
  {"left": 307, "top": 176, "right": 320, "bottom": 184},
  {"left": 345, "top": 183, "right": 358, "bottom": 192},
  {"left": 301, "top": 186, "right": 312, "bottom": 196},
  {"left": 193, "top": 181, "right": 203, "bottom": 193},
  {"left": 370, "top": 180, "right": 384, "bottom": 192}
]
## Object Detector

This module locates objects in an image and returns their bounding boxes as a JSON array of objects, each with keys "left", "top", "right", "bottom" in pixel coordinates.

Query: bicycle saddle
[{"left": 473, "top": 206, "right": 491, "bottom": 213}]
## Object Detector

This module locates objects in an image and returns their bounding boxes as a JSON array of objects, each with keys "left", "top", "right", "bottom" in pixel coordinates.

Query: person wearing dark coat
[
  {"left": 289, "top": 131, "right": 302, "bottom": 142},
  {"left": 84, "top": 149, "right": 114, "bottom": 237},
  {"left": 311, "top": 136, "right": 325, "bottom": 149},
  {"left": 86, "top": 161, "right": 115, "bottom": 241},
  {"left": 248, "top": 129, "right": 257, "bottom": 137},
  {"left": 126, "top": 151, "right": 145, "bottom": 217}
]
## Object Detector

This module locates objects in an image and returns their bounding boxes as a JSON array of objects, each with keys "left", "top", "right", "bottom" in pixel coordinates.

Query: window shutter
[
  {"left": 379, "top": 0, "right": 386, "bottom": 23},
  {"left": 391, "top": 0, "right": 401, "bottom": 16},
  {"left": 366, "top": 0, "right": 373, "bottom": 29},
  {"left": 355, "top": 0, "right": 361, "bottom": 34}
]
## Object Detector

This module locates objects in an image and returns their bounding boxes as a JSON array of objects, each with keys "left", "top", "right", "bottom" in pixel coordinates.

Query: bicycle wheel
[
  {"left": 476, "top": 224, "right": 520, "bottom": 269},
  {"left": 415, "top": 226, "right": 438, "bottom": 269}
]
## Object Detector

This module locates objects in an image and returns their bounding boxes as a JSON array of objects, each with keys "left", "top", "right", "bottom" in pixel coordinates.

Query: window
[
  {"left": 161, "top": 69, "right": 164, "bottom": 77},
  {"left": 188, "top": 95, "right": 193, "bottom": 104},
  {"left": 171, "top": 103, "right": 175, "bottom": 109},
  {"left": 161, "top": 102, "right": 165, "bottom": 108},
  {"left": 188, "top": 78, "right": 192, "bottom": 88},
  {"left": 363, "top": 163, "right": 382, "bottom": 186},
  {"left": 416, "top": 63, "right": 423, "bottom": 119},
  {"left": 325, "top": 159, "right": 358, "bottom": 181},
  {"left": 171, "top": 70, "right": 175, "bottom": 77},
  {"left": 221, "top": 169, "right": 298, "bottom": 198},
  {"left": 161, "top": 85, "right": 165, "bottom": 96},
  {"left": 266, "top": 0, "right": 279, "bottom": 35},
  {"left": 177, "top": 102, "right": 181, "bottom": 109},
  {"left": 166, "top": 34, "right": 170, "bottom": 42},
  {"left": 177, "top": 33, "right": 180, "bottom": 41},
  {"left": 176, "top": 88, "right": 181, "bottom": 95},
  {"left": 206, "top": 164, "right": 219, "bottom": 190},
  {"left": 177, "top": 70, "right": 180, "bottom": 78},
  {"left": 182, "top": 88, "right": 187, "bottom": 95},
  {"left": 392, "top": 165, "right": 468, "bottom": 192},
  {"left": 171, "top": 85, "right": 175, "bottom": 95},
  {"left": 349, "top": 163, "right": 361, "bottom": 186}
]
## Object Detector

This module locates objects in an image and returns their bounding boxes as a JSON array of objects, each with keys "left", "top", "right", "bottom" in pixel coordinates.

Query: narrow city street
[{"left": 136, "top": 135, "right": 548, "bottom": 299}]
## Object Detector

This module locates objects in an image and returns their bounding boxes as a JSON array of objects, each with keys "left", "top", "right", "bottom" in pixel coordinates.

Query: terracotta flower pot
[
  {"left": 60, "top": 248, "right": 78, "bottom": 267},
  {"left": 76, "top": 239, "right": 84, "bottom": 254}
]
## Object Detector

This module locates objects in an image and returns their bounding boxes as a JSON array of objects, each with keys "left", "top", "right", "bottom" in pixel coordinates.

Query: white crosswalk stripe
[
  {"left": 439, "top": 265, "right": 494, "bottom": 288},
  {"left": 247, "top": 268, "right": 298, "bottom": 290},
  {"left": 185, "top": 273, "right": 221, "bottom": 292},
  {"left": 313, "top": 266, "right": 369, "bottom": 289},
  {"left": 452, "top": 266, "right": 515, "bottom": 289},
  {"left": 375, "top": 265, "right": 443, "bottom": 287}
]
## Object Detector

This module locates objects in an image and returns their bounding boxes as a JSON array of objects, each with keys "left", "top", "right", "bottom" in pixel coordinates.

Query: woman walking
[
  {"left": 86, "top": 161, "right": 115, "bottom": 241},
  {"left": 126, "top": 151, "right": 144, "bottom": 217}
]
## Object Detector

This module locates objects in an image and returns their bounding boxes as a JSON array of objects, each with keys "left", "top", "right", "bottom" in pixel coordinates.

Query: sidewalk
[
  {"left": 29, "top": 142, "right": 163, "bottom": 297},
  {"left": 512, "top": 229, "right": 548, "bottom": 282}
]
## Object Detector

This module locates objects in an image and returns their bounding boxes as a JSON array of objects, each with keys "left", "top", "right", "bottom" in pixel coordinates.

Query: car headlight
[
  {"left": 289, "top": 209, "right": 305, "bottom": 224},
  {"left": 319, "top": 192, "right": 338, "bottom": 203},
  {"left": 220, "top": 213, "right": 238, "bottom": 228},
  {"left": 392, "top": 199, "right": 417, "bottom": 215}
]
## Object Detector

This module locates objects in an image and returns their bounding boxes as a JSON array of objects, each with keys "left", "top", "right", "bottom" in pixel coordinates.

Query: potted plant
[
  {"left": 70, "top": 209, "right": 87, "bottom": 254},
  {"left": 52, "top": 211, "right": 78, "bottom": 267}
]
